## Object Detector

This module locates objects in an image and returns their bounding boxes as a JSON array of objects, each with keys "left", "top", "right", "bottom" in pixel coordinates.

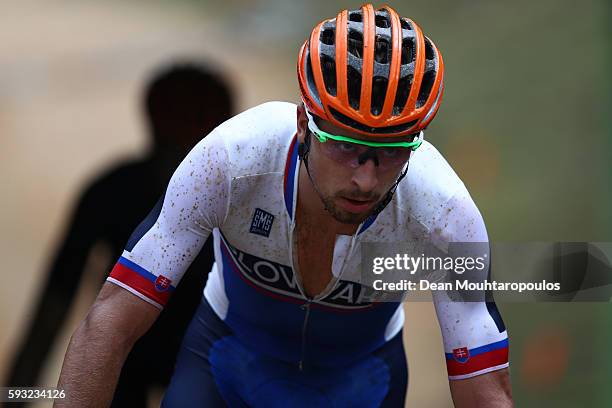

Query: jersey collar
[{"left": 283, "top": 135, "right": 299, "bottom": 220}]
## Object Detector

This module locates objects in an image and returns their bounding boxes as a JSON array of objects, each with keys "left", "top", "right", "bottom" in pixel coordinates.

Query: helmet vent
[
  {"left": 347, "top": 30, "right": 364, "bottom": 58},
  {"left": 321, "top": 28, "right": 335, "bottom": 46},
  {"left": 416, "top": 71, "right": 434, "bottom": 108},
  {"left": 400, "top": 18, "right": 412, "bottom": 30},
  {"left": 401, "top": 37, "right": 414, "bottom": 65},
  {"left": 392, "top": 74, "right": 412, "bottom": 115},
  {"left": 305, "top": 50, "right": 322, "bottom": 107},
  {"left": 375, "top": 11, "right": 390, "bottom": 29},
  {"left": 347, "top": 65, "right": 362, "bottom": 110},
  {"left": 321, "top": 54, "right": 337, "bottom": 96},
  {"left": 371, "top": 77, "right": 388, "bottom": 116},
  {"left": 424, "top": 37, "right": 434, "bottom": 60},
  {"left": 374, "top": 37, "right": 389, "bottom": 64},
  {"left": 348, "top": 11, "right": 363, "bottom": 23}
]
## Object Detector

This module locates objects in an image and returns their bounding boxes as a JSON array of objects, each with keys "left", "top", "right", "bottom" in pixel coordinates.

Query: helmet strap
[
  {"left": 370, "top": 159, "right": 410, "bottom": 217},
  {"left": 297, "top": 131, "right": 313, "bottom": 176}
]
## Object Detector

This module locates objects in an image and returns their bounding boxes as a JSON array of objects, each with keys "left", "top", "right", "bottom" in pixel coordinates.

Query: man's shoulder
[
  {"left": 200, "top": 101, "right": 297, "bottom": 179},
  {"left": 400, "top": 140, "right": 465, "bottom": 199},
  {"left": 393, "top": 140, "right": 475, "bottom": 228}
]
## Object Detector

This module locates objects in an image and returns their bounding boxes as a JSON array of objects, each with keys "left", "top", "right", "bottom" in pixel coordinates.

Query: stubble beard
[
  {"left": 319, "top": 191, "right": 380, "bottom": 225},
  {"left": 306, "top": 152, "right": 382, "bottom": 225}
]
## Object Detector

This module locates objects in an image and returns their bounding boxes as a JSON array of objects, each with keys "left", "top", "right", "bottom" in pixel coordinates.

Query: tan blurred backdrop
[{"left": 1, "top": 1, "right": 610, "bottom": 407}]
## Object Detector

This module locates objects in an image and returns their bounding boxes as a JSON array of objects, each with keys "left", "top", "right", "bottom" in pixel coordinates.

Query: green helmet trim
[{"left": 305, "top": 109, "right": 423, "bottom": 151}]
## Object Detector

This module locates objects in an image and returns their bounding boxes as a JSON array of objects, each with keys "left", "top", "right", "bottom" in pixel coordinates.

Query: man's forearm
[
  {"left": 52, "top": 282, "right": 159, "bottom": 407},
  {"left": 54, "top": 314, "right": 132, "bottom": 407},
  {"left": 449, "top": 368, "right": 513, "bottom": 407}
]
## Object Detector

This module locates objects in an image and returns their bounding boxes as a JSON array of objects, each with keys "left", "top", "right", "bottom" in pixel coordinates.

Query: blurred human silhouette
[{"left": 4, "top": 61, "right": 234, "bottom": 407}]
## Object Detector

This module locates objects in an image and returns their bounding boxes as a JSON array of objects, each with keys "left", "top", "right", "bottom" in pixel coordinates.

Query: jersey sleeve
[
  {"left": 431, "top": 187, "right": 510, "bottom": 380},
  {"left": 107, "top": 131, "right": 231, "bottom": 309}
]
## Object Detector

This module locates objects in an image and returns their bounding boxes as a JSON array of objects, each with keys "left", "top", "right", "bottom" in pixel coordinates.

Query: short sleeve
[
  {"left": 431, "top": 188, "right": 510, "bottom": 380},
  {"left": 107, "top": 131, "right": 230, "bottom": 309}
]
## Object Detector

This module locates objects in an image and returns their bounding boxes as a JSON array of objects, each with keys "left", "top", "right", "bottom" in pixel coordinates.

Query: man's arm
[
  {"left": 55, "top": 282, "right": 160, "bottom": 407},
  {"left": 430, "top": 187, "right": 513, "bottom": 405},
  {"left": 53, "top": 126, "right": 230, "bottom": 406},
  {"left": 449, "top": 368, "right": 513, "bottom": 407}
]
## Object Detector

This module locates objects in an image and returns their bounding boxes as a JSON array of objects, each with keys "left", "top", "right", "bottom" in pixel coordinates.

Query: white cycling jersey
[{"left": 108, "top": 101, "right": 509, "bottom": 379}]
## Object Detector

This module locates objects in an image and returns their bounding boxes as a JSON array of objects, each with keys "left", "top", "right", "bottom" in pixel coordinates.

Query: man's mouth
[{"left": 337, "top": 196, "right": 376, "bottom": 213}]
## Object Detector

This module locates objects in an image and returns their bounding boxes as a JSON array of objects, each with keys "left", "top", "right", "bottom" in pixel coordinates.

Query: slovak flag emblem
[
  {"left": 452, "top": 347, "right": 470, "bottom": 363},
  {"left": 155, "top": 275, "right": 172, "bottom": 292}
]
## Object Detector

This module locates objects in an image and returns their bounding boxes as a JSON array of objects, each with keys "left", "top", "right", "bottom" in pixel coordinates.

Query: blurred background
[{"left": 0, "top": 0, "right": 610, "bottom": 407}]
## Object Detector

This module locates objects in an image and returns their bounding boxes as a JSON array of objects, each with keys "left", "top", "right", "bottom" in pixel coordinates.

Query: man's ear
[{"left": 296, "top": 103, "right": 308, "bottom": 143}]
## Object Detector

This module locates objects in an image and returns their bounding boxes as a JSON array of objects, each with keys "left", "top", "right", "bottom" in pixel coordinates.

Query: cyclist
[{"left": 57, "top": 4, "right": 512, "bottom": 407}]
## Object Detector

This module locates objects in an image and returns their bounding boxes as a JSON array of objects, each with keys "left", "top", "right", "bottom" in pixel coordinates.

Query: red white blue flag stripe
[
  {"left": 445, "top": 338, "right": 509, "bottom": 379},
  {"left": 108, "top": 256, "right": 176, "bottom": 309}
]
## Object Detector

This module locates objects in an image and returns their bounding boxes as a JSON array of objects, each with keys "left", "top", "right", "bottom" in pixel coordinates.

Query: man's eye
[
  {"left": 380, "top": 148, "right": 400, "bottom": 157},
  {"left": 338, "top": 143, "right": 357, "bottom": 152}
]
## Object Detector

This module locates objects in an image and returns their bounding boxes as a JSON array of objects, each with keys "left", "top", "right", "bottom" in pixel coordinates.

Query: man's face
[{"left": 297, "top": 105, "right": 411, "bottom": 225}]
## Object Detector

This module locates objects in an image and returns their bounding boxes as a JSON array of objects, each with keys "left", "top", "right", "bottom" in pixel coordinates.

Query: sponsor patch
[{"left": 249, "top": 208, "right": 275, "bottom": 237}]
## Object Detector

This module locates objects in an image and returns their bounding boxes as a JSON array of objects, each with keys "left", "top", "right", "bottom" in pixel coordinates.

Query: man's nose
[{"left": 351, "top": 158, "right": 378, "bottom": 193}]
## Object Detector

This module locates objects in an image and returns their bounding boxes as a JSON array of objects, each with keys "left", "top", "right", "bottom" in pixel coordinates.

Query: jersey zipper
[
  {"left": 288, "top": 216, "right": 312, "bottom": 371},
  {"left": 293, "top": 232, "right": 360, "bottom": 371},
  {"left": 286, "top": 159, "right": 364, "bottom": 370},
  {"left": 298, "top": 301, "right": 311, "bottom": 371}
]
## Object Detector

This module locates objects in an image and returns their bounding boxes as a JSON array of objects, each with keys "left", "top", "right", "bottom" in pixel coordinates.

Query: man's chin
[
  {"left": 324, "top": 200, "right": 375, "bottom": 225},
  {"left": 333, "top": 212, "right": 370, "bottom": 225}
]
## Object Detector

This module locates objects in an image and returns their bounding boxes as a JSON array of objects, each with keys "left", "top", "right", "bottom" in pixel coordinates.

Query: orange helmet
[{"left": 297, "top": 4, "right": 444, "bottom": 138}]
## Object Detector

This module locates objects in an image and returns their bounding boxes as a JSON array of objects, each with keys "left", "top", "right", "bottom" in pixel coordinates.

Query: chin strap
[
  {"left": 369, "top": 160, "right": 410, "bottom": 217},
  {"left": 297, "top": 131, "right": 313, "bottom": 177}
]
